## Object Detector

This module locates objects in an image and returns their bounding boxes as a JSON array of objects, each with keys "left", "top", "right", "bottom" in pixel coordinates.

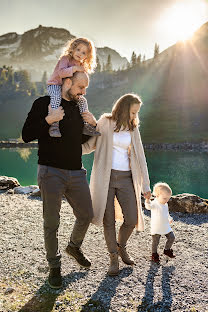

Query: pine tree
[
  {"left": 105, "top": 54, "right": 113, "bottom": 72},
  {"left": 131, "top": 51, "right": 137, "bottom": 67},
  {"left": 17, "top": 70, "right": 32, "bottom": 93},
  {"left": 0, "top": 68, "right": 7, "bottom": 85},
  {"left": 95, "top": 56, "right": 101, "bottom": 72},
  {"left": 41, "top": 71, "right": 47, "bottom": 84},
  {"left": 41, "top": 71, "right": 47, "bottom": 94},
  {"left": 142, "top": 54, "right": 146, "bottom": 63},
  {"left": 154, "top": 43, "right": 160, "bottom": 58},
  {"left": 137, "top": 54, "right": 141, "bottom": 65}
]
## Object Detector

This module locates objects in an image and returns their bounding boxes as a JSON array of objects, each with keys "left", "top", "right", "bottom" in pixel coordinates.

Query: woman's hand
[
  {"left": 82, "top": 111, "right": 97, "bottom": 127},
  {"left": 143, "top": 191, "right": 151, "bottom": 200}
]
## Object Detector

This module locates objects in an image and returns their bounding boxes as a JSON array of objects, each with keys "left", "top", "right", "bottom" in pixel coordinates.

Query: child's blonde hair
[
  {"left": 60, "top": 37, "right": 96, "bottom": 74},
  {"left": 153, "top": 182, "right": 172, "bottom": 196}
]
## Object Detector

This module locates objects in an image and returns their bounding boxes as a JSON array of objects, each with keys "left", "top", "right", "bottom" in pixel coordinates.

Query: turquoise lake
[{"left": 0, "top": 148, "right": 207, "bottom": 199}]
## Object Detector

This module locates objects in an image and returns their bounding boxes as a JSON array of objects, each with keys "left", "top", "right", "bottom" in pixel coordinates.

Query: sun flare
[{"left": 158, "top": 0, "right": 207, "bottom": 42}]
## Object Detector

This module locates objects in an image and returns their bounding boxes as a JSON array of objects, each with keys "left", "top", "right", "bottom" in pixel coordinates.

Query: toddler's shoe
[
  {"left": 151, "top": 252, "right": 160, "bottom": 263},
  {"left": 83, "top": 123, "right": 101, "bottom": 136},
  {"left": 49, "top": 122, "right": 62, "bottom": 137},
  {"left": 164, "top": 248, "right": 176, "bottom": 258}
]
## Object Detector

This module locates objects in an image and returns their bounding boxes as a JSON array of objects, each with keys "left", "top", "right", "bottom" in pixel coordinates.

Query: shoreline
[
  {"left": 0, "top": 140, "right": 208, "bottom": 151},
  {"left": 0, "top": 193, "right": 207, "bottom": 311}
]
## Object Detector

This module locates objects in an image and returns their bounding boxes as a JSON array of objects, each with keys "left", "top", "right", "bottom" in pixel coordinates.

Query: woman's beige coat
[{"left": 82, "top": 115, "right": 151, "bottom": 231}]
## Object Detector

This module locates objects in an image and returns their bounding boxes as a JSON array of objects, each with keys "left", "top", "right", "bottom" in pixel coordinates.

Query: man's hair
[
  {"left": 153, "top": 182, "right": 172, "bottom": 196},
  {"left": 63, "top": 71, "right": 89, "bottom": 85}
]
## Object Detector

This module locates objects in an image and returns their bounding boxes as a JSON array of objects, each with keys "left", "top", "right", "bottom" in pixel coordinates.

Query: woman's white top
[
  {"left": 145, "top": 198, "right": 173, "bottom": 235},
  {"left": 112, "top": 130, "right": 131, "bottom": 171}
]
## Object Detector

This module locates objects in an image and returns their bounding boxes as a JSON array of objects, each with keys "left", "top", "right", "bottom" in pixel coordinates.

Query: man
[{"left": 22, "top": 72, "right": 97, "bottom": 289}]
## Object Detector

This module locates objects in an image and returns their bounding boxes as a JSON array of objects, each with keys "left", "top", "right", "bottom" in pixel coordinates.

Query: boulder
[
  {"left": 14, "top": 185, "right": 39, "bottom": 194},
  {"left": 0, "top": 176, "right": 20, "bottom": 190},
  {"left": 142, "top": 193, "right": 208, "bottom": 213},
  {"left": 168, "top": 193, "right": 208, "bottom": 213},
  {"left": 30, "top": 188, "right": 41, "bottom": 197}
]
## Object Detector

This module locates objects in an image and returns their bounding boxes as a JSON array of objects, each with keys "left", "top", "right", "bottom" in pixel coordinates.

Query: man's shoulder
[
  {"left": 34, "top": 95, "right": 50, "bottom": 104},
  {"left": 32, "top": 96, "right": 50, "bottom": 108}
]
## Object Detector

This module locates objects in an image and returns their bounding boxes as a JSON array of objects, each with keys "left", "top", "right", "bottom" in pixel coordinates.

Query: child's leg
[
  {"left": 77, "top": 96, "right": 101, "bottom": 137},
  {"left": 47, "top": 85, "right": 62, "bottom": 137},
  {"left": 164, "top": 231, "right": 175, "bottom": 250},
  {"left": 152, "top": 234, "right": 161, "bottom": 253}
]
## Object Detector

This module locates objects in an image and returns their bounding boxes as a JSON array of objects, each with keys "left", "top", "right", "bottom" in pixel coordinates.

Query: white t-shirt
[
  {"left": 145, "top": 198, "right": 173, "bottom": 235},
  {"left": 112, "top": 130, "right": 131, "bottom": 171}
]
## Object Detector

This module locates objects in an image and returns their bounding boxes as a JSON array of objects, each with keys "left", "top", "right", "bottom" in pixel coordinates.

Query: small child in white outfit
[{"left": 145, "top": 182, "right": 175, "bottom": 263}]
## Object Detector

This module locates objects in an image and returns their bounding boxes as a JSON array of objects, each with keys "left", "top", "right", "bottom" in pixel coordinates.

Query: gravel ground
[{"left": 0, "top": 193, "right": 208, "bottom": 312}]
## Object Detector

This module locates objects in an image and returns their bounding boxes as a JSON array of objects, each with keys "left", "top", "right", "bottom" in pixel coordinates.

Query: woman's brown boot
[
  {"left": 118, "top": 245, "right": 135, "bottom": 265},
  {"left": 108, "top": 252, "right": 119, "bottom": 276}
]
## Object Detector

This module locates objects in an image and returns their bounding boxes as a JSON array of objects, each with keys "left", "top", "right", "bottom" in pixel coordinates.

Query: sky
[{"left": 1, "top": 0, "right": 208, "bottom": 60}]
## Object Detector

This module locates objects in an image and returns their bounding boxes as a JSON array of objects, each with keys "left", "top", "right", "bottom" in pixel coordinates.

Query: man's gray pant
[
  {"left": 152, "top": 231, "right": 175, "bottom": 253},
  {"left": 38, "top": 165, "right": 93, "bottom": 268},
  {"left": 103, "top": 169, "right": 138, "bottom": 253}
]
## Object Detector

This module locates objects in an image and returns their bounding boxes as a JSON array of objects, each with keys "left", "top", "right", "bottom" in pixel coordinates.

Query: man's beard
[{"left": 66, "top": 90, "right": 81, "bottom": 102}]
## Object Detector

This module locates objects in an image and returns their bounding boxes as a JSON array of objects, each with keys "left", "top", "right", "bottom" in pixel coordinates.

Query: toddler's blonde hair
[
  {"left": 60, "top": 37, "right": 96, "bottom": 74},
  {"left": 153, "top": 182, "right": 172, "bottom": 196}
]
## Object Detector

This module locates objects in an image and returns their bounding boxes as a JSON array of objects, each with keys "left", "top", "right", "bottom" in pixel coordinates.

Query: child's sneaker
[
  {"left": 164, "top": 248, "right": 175, "bottom": 258},
  {"left": 151, "top": 252, "right": 160, "bottom": 263},
  {"left": 83, "top": 123, "right": 101, "bottom": 136},
  {"left": 49, "top": 122, "right": 62, "bottom": 137}
]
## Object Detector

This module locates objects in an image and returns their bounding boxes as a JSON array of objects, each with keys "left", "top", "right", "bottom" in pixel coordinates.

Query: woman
[{"left": 82, "top": 93, "right": 151, "bottom": 275}]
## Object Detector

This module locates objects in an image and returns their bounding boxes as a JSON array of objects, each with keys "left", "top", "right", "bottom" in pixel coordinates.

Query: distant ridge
[{"left": 0, "top": 25, "right": 128, "bottom": 80}]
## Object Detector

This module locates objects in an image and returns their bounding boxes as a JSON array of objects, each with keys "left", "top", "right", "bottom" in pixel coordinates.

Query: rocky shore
[
  {"left": 1, "top": 176, "right": 207, "bottom": 214},
  {"left": 0, "top": 175, "right": 208, "bottom": 311}
]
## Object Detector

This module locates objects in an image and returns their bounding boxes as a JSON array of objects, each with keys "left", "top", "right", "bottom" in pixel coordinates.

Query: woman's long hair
[{"left": 106, "top": 93, "right": 142, "bottom": 132}]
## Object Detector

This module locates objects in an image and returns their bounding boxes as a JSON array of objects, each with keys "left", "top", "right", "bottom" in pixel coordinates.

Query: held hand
[
  {"left": 45, "top": 105, "right": 65, "bottom": 125},
  {"left": 143, "top": 191, "right": 151, "bottom": 200},
  {"left": 74, "top": 65, "right": 85, "bottom": 73},
  {"left": 81, "top": 111, "right": 97, "bottom": 127}
]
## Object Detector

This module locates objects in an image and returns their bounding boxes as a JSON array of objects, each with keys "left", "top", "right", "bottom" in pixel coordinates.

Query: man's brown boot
[
  {"left": 118, "top": 245, "right": 135, "bottom": 265},
  {"left": 107, "top": 252, "right": 119, "bottom": 276}
]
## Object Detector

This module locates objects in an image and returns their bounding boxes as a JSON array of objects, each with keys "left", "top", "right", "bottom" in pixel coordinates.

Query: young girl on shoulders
[{"left": 47, "top": 37, "right": 100, "bottom": 137}]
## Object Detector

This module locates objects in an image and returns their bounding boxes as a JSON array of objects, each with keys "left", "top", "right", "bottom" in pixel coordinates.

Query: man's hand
[
  {"left": 81, "top": 111, "right": 97, "bottom": 127},
  {"left": 143, "top": 191, "right": 151, "bottom": 200},
  {"left": 45, "top": 105, "right": 65, "bottom": 125}
]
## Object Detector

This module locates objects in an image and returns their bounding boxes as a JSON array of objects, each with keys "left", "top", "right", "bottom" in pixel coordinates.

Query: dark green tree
[
  {"left": 0, "top": 68, "right": 7, "bottom": 85},
  {"left": 137, "top": 54, "right": 142, "bottom": 65},
  {"left": 154, "top": 43, "right": 160, "bottom": 58},
  {"left": 105, "top": 54, "right": 113, "bottom": 72},
  {"left": 41, "top": 71, "right": 47, "bottom": 94},
  {"left": 131, "top": 51, "right": 137, "bottom": 67},
  {"left": 16, "top": 70, "right": 32, "bottom": 93},
  {"left": 96, "top": 56, "right": 101, "bottom": 72}
]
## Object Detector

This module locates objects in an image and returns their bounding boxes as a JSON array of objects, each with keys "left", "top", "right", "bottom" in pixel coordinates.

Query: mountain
[
  {"left": 0, "top": 23, "right": 208, "bottom": 143},
  {"left": 86, "top": 22, "right": 208, "bottom": 143},
  {"left": 0, "top": 25, "right": 128, "bottom": 80}
]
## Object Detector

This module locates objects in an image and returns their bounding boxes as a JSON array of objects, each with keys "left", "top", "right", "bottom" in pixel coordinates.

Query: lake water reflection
[{"left": 0, "top": 148, "right": 207, "bottom": 198}]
